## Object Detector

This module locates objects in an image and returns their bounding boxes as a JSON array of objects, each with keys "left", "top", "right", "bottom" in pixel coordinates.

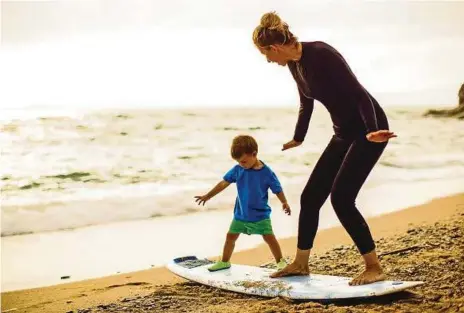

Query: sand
[{"left": 2, "top": 193, "right": 463, "bottom": 313}]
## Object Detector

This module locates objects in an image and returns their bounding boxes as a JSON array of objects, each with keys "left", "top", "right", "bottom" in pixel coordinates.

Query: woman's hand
[
  {"left": 282, "top": 139, "right": 302, "bottom": 151},
  {"left": 366, "top": 130, "right": 397, "bottom": 143}
]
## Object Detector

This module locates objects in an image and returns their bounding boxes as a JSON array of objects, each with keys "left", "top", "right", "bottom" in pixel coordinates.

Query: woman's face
[{"left": 258, "top": 45, "right": 288, "bottom": 67}]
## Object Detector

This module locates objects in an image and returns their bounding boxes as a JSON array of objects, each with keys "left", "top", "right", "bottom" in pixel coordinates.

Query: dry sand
[{"left": 2, "top": 193, "right": 463, "bottom": 313}]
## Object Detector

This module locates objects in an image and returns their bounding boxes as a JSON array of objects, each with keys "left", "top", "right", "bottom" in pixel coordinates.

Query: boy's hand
[
  {"left": 282, "top": 203, "right": 291, "bottom": 215},
  {"left": 194, "top": 195, "right": 210, "bottom": 206}
]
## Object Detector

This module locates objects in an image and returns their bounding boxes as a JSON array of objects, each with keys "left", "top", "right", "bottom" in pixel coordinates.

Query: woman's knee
[
  {"left": 300, "top": 187, "right": 315, "bottom": 207},
  {"left": 330, "top": 189, "right": 353, "bottom": 212}
]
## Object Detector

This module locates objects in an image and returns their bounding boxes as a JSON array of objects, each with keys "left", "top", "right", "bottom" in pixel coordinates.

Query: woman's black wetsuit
[{"left": 288, "top": 41, "right": 389, "bottom": 254}]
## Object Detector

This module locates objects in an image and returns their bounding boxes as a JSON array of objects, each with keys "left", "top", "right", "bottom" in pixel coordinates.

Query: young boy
[{"left": 194, "top": 135, "right": 291, "bottom": 272}]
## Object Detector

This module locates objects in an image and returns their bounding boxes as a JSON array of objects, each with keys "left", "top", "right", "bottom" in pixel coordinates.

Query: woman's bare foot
[
  {"left": 270, "top": 261, "right": 309, "bottom": 278},
  {"left": 350, "top": 250, "right": 386, "bottom": 286},
  {"left": 349, "top": 264, "right": 386, "bottom": 286},
  {"left": 270, "top": 248, "right": 311, "bottom": 278}
]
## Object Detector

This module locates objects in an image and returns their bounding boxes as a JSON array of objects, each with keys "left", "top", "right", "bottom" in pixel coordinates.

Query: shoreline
[
  {"left": 3, "top": 178, "right": 463, "bottom": 294},
  {"left": 2, "top": 192, "right": 463, "bottom": 313}
]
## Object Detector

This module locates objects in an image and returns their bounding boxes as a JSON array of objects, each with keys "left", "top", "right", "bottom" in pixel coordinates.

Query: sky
[{"left": 1, "top": 0, "right": 464, "bottom": 109}]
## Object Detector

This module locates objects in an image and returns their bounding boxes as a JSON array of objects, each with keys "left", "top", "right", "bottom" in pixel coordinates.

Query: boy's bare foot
[
  {"left": 349, "top": 265, "right": 386, "bottom": 286},
  {"left": 270, "top": 261, "right": 310, "bottom": 278}
]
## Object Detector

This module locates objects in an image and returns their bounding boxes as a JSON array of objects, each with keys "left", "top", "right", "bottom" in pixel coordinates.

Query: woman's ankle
[
  {"left": 362, "top": 250, "right": 382, "bottom": 270},
  {"left": 294, "top": 248, "right": 311, "bottom": 265}
]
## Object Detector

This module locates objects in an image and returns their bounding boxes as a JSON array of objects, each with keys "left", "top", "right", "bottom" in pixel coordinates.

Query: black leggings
[{"left": 297, "top": 134, "right": 387, "bottom": 255}]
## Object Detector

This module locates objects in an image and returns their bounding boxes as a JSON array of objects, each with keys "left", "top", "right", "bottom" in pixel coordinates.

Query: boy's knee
[
  {"left": 262, "top": 234, "right": 276, "bottom": 243},
  {"left": 226, "top": 233, "right": 239, "bottom": 242}
]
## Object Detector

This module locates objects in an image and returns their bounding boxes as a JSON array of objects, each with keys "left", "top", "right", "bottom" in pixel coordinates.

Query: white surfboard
[{"left": 167, "top": 256, "right": 424, "bottom": 300}]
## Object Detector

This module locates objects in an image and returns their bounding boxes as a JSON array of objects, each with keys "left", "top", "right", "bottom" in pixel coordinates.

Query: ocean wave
[
  {"left": 380, "top": 154, "right": 464, "bottom": 169},
  {"left": 0, "top": 204, "right": 219, "bottom": 237},
  {"left": 46, "top": 172, "right": 92, "bottom": 180},
  {"left": 373, "top": 163, "right": 464, "bottom": 185},
  {"left": 219, "top": 126, "right": 265, "bottom": 131},
  {"left": 2, "top": 107, "right": 463, "bottom": 238},
  {"left": 0, "top": 171, "right": 106, "bottom": 193},
  {"left": 0, "top": 182, "right": 217, "bottom": 237},
  {"left": 0, "top": 169, "right": 176, "bottom": 194}
]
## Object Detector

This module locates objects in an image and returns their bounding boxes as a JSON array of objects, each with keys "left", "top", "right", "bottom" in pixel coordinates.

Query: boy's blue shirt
[{"left": 223, "top": 161, "right": 282, "bottom": 222}]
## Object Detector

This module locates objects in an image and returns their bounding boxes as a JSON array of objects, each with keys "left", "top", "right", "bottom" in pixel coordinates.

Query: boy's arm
[
  {"left": 205, "top": 180, "right": 231, "bottom": 200},
  {"left": 275, "top": 191, "right": 291, "bottom": 215},
  {"left": 269, "top": 170, "right": 291, "bottom": 215},
  {"left": 275, "top": 191, "right": 288, "bottom": 205},
  {"left": 194, "top": 180, "right": 230, "bottom": 205}
]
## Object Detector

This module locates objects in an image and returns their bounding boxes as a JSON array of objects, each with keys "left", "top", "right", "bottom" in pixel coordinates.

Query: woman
[{"left": 252, "top": 12, "right": 397, "bottom": 286}]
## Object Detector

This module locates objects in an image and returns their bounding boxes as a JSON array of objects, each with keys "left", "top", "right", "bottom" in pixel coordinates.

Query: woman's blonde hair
[{"left": 252, "top": 11, "right": 298, "bottom": 48}]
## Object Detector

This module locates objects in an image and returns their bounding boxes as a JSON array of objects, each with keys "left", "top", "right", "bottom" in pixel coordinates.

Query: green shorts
[{"left": 228, "top": 218, "right": 274, "bottom": 235}]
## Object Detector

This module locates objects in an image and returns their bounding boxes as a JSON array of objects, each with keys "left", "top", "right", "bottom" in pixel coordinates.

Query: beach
[
  {"left": 2, "top": 193, "right": 463, "bottom": 313},
  {"left": 3, "top": 2, "right": 464, "bottom": 312}
]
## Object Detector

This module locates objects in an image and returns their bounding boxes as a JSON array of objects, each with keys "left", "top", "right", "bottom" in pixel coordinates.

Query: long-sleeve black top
[{"left": 288, "top": 41, "right": 386, "bottom": 142}]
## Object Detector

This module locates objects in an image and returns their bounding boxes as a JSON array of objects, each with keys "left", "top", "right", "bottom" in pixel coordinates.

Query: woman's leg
[
  {"left": 271, "top": 136, "right": 352, "bottom": 278},
  {"left": 330, "top": 137, "right": 388, "bottom": 285}
]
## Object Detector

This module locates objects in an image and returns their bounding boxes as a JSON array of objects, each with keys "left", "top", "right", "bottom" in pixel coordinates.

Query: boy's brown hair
[{"left": 230, "top": 135, "right": 258, "bottom": 160}]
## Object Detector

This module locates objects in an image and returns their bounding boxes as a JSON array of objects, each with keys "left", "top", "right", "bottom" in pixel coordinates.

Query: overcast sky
[
  {"left": 3, "top": 0, "right": 463, "bottom": 42},
  {"left": 2, "top": 0, "right": 463, "bottom": 108}
]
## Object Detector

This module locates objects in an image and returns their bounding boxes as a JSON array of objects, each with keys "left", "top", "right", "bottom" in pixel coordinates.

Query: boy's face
[{"left": 236, "top": 152, "right": 257, "bottom": 169}]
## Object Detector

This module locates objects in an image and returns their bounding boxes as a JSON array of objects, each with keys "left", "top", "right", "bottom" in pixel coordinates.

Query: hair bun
[{"left": 260, "top": 11, "right": 282, "bottom": 30}]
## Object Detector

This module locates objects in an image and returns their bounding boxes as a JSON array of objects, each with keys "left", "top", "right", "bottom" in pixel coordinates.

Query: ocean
[{"left": 2, "top": 105, "right": 464, "bottom": 291}]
